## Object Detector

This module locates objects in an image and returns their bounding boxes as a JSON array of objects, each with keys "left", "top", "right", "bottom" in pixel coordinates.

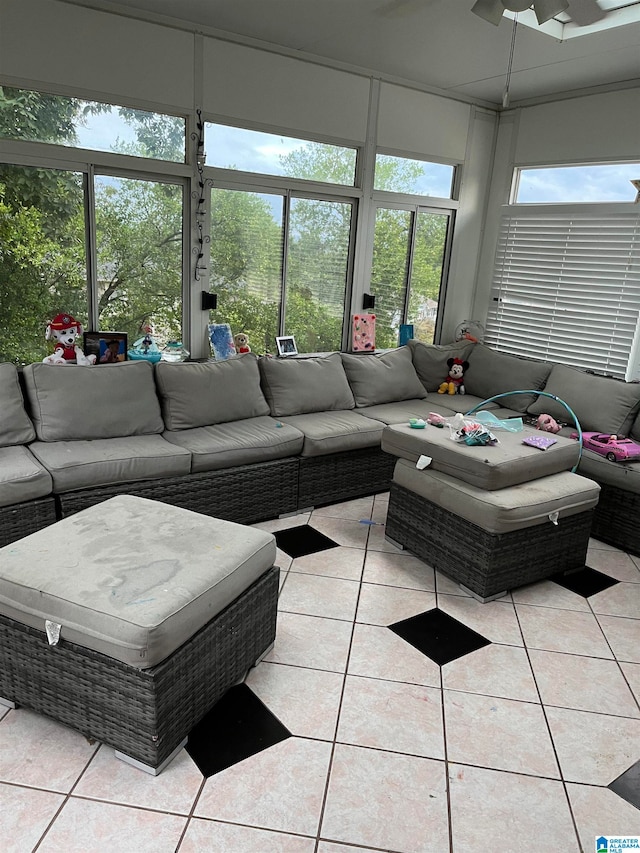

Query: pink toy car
[{"left": 578, "top": 431, "right": 640, "bottom": 463}]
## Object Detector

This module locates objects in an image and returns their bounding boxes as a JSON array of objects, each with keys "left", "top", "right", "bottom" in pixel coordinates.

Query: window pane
[
  {"left": 407, "top": 211, "right": 449, "bottom": 344},
  {"left": 205, "top": 123, "right": 357, "bottom": 185},
  {"left": 516, "top": 164, "right": 640, "bottom": 203},
  {"left": 286, "top": 197, "right": 352, "bottom": 353},
  {"left": 208, "top": 188, "right": 284, "bottom": 355},
  {"left": 374, "top": 154, "right": 454, "bottom": 197},
  {"left": 370, "top": 208, "right": 412, "bottom": 349},
  {"left": 0, "top": 164, "right": 88, "bottom": 364},
  {"left": 94, "top": 176, "right": 184, "bottom": 344},
  {"left": 0, "top": 86, "right": 185, "bottom": 162}
]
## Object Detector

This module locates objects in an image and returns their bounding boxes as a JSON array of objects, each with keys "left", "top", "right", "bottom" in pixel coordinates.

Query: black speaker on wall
[
  {"left": 362, "top": 293, "right": 376, "bottom": 311},
  {"left": 201, "top": 291, "right": 218, "bottom": 310}
]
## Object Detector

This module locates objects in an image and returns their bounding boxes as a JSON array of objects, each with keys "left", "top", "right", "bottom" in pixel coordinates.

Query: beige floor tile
[
  {"left": 0, "top": 782, "right": 64, "bottom": 853},
  {"left": 0, "top": 709, "right": 98, "bottom": 792},
  {"left": 449, "top": 765, "right": 580, "bottom": 852},
  {"left": 435, "top": 570, "right": 472, "bottom": 597},
  {"left": 444, "top": 690, "right": 560, "bottom": 777},
  {"left": 311, "top": 496, "right": 374, "bottom": 521},
  {"left": 246, "top": 662, "right": 344, "bottom": 740},
  {"left": 587, "top": 548, "right": 640, "bottom": 583},
  {"left": 546, "top": 706, "right": 640, "bottom": 785},
  {"left": 72, "top": 745, "right": 203, "bottom": 814},
  {"left": 366, "top": 522, "right": 404, "bottom": 553},
  {"left": 516, "top": 604, "right": 614, "bottom": 657},
  {"left": 264, "top": 612, "right": 353, "bottom": 672},
  {"left": 291, "top": 546, "right": 364, "bottom": 580},
  {"left": 347, "top": 621, "right": 441, "bottom": 687},
  {"left": 318, "top": 843, "right": 382, "bottom": 853},
  {"left": 310, "top": 516, "right": 370, "bottom": 550},
  {"left": 278, "top": 572, "right": 360, "bottom": 621},
  {"left": 528, "top": 649, "right": 640, "bottom": 717},
  {"left": 589, "top": 537, "right": 620, "bottom": 552},
  {"left": 567, "top": 782, "right": 640, "bottom": 852},
  {"left": 355, "top": 582, "right": 436, "bottom": 626},
  {"left": 195, "top": 737, "right": 332, "bottom": 837},
  {"left": 337, "top": 675, "right": 444, "bottom": 759},
  {"left": 620, "top": 661, "right": 640, "bottom": 703},
  {"left": 253, "top": 513, "right": 311, "bottom": 533},
  {"left": 597, "top": 615, "right": 640, "bottom": 662},
  {"left": 180, "top": 818, "right": 316, "bottom": 852},
  {"left": 362, "top": 549, "right": 435, "bottom": 591},
  {"left": 37, "top": 797, "right": 187, "bottom": 853},
  {"left": 590, "top": 582, "right": 640, "bottom": 619},
  {"left": 442, "top": 643, "right": 539, "bottom": 702},
  {"left": 276, "top": 548, "right": 293, "bottom": 571},
  {"left": 371, "top": 498, "right": 389, "bottom": 524},
  {"left": 321, "top": 744, "right": 449, "bottom": 852},
  {"left": 511, "top": 579, "right": 590, "bottom": 611},
  {"left": 438, "top": 593, "right": 524, "bottom": 646}
]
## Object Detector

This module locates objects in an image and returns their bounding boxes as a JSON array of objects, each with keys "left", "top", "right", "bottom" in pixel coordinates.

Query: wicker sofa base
[
  {"left": 298, "top": 447, "right": 396, "bottom": 508},
  {"left": 0, "top": 497, "right": 57, "bottom": 548},
  {"left": 0, "top": 564, "right": 279, "bottom": 772},
  {"left": 590, "top": 483, "right": 640, "bottom": 557},
  {"left": 386, "top": 483, "right": 593, "bottom": 599}
]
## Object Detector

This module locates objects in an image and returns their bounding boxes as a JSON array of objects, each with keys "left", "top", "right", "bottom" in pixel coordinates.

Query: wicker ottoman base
[
  {"left": 386, "top": 483, "right": 593, "bottom": 600},
  {"left": 0, "top": 565, "right": 279, "bottom": 773}
]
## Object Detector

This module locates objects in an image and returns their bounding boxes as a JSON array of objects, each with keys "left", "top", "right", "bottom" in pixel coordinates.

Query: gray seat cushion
[
  {"left": 0, "top": 363, "right": 35, "bottom": 446},
  {"left": 577, "top": 448, "right": 640, "bottom": 491},
  {"left": 358, "top": 399, "right": 456, "bottom": 425},
  {"left": 279, "top": 410, "right": 384, "bottom": 456},
  {"left": 341, "top": 347, "right": 427, "bottom": 407},
  {"left": 162, "top": 416, "right": 304, "bottom": 472},
  {"left": 259, "top": 353, "right": 354, "bottom": 416},
  {"left": 28, "top": 435, "right": 191, "bottom": 492},
  {"left": 0, "top": 495, "right": 276, "bottom": 668},
  {"left": 392, "top": 459, "right": 600, "bottom": 534},
  {"left": 0, "top": 446, "right": 53, "bottom": 507},
  {"left": 382, "top": 423, "right": 580, "bottom": 490}
]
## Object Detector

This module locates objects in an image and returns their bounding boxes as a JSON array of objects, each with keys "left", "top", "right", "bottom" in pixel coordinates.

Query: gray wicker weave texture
[{"left": 0, "top": 497, "right": 57, "bottom": 548}]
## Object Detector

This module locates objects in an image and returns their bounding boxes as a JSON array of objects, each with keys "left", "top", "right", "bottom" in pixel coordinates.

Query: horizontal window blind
[{"left": 485, "top": 209, "right": 640, "bottom": 379}]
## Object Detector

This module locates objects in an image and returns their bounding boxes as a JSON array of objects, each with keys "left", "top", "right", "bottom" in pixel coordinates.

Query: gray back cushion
[
  {"left": 408, "top": 339, "right": 476, "bottom": 392},
  {"left": 464, "top": 344, "right": 552, "bottom": 412},
  {"left": 527, "top": 364, "right": 640, "bottom": 434},
  {"left": 155, "top": 354, "right": 270, "bottom": 429},
  {"left": 259, "top": 353, "right": 355, "bottom": 417},
  {"left": 22, "top": 361, "right": 164, "bottom": 441},
  {"left": 0, "top": 363, "right": 36, "bottom": 446},
  {"left": 341, "top": 347, "right": 427, "bottom": 407}
]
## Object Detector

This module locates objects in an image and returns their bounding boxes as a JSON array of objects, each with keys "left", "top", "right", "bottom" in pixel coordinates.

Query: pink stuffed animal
[{"left": 537, "top": 413, "right": 561, "bottom": 434}]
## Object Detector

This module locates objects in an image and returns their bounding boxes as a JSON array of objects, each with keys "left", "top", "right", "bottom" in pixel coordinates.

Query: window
[
  {"left": 204, "top": 123, "right": 357, "bottom": 185},
  {"left": 370, "top": 206, "right": 452, "bottom": 348},
  {"left": 374, "top": 154, "right": 455, "bottom": 198},
  {"left": 484, "top": 207, "right": 640, "bottom": 379},
  {"left": 515, "top": 164, "right": 640, "bottom": 204},
  {"left": 0, "top": 86, "right": 186, "bottom": 162},
  {"left": 208, "top": 187, "right": 352, "bottom": 353}
]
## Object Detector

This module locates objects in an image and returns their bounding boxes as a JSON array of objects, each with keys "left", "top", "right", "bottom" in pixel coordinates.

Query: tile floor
[{"left": 1, "top": 493, "right": 639, "bottom": 852}]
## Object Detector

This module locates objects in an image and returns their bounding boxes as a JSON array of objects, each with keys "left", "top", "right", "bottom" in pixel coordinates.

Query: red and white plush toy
[
  {"left": 437, "top": 357, "right": 468, "bottom": 396},
  {"left": 43, "top": 314, "right": 96, "bottom": 366}
]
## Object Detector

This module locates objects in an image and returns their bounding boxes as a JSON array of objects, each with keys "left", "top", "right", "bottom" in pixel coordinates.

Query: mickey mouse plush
[
  {"left": 437, "top": 357, "right": 469, "bottom": 395},
  {"left": 43, "top": 314, "right": 96, "bottom": 366}
]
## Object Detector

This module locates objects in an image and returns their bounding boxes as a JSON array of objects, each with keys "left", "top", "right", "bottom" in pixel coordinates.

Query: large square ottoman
[{"left": 0, "top": 495, "right": 279, "bottom": 774}]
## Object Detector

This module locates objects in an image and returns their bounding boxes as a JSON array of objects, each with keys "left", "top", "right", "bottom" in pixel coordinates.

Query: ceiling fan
[{"left": 471, "top": 0, "right": 607, "bottom": 27}]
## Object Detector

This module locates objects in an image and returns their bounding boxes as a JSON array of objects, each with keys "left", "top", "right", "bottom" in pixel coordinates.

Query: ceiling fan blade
[
  {"left": 501, "top": 1, "right": 533, "bottom": 12},
  {"left": 471, "top": 0, "right": 505, "bottom": 26},
  {"left": 566, "top": 0, "right": 606, "bottom": 26},
  {"left": 533, "top": 0, "right": 569, "bottom": 25}
]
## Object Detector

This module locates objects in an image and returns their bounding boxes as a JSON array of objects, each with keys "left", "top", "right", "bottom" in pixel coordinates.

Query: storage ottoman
[
  {"left": 385, "top": 458, "right": 600, "bottom": 600},
  {"left": 0, "top": 495, "right": 279, "bottom": 773}
]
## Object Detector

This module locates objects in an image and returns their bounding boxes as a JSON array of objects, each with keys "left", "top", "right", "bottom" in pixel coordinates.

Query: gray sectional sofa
[{"left": 3, "top": 339, "right": 640, "bottom": 555}]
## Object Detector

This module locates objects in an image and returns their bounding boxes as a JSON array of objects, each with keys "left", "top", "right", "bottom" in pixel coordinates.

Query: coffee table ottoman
[{"left": 0, "top": 495, "right": 278, "bottom": 774}]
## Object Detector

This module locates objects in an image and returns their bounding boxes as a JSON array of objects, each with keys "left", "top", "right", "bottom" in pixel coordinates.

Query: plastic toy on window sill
[{"left": 128, "top": 324, "right": 162, "bottom": 363}]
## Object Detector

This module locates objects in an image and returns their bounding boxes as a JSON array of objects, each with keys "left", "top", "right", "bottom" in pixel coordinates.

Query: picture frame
[
  {"left": 275, "top": 335, "right": 298, "bottom": 357},
  {"left": 83, "top": 332, "right": 128, "bottom": 364},
  {"left": 208, "top": 323, "right": 237, "bottom": 361}
]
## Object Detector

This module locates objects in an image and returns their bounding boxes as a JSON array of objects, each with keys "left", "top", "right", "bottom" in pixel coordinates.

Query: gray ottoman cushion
[
  {"left": 392, "top": 459, "right": 600, "bottom": 534},
  {"left": 0, "top": 446, "right": 53, "bottom": 507},
  {"left": 382, "top": 423, "right": 580, "bottom": 490},
  {"left": 0, "top": 495, "right": 276, "bottom": 668}
]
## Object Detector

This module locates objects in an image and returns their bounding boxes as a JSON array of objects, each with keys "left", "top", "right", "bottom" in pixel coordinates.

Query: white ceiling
[{"left": 65, "top": 0, "right": 640, "bottom": 107}]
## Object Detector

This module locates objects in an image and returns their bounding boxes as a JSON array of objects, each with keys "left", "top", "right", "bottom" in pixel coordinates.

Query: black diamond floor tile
[
  {"left": 609, "top": 759, "right": 640, "bottom": 811},
  {"left": 389, "top": 607, "right": 491, "bottom": 666},
  {"left": 550, "top": 566, "right": 619, "bottom": 597},
  {"left": 274, "top": 524, "right": 340, "bottom": 558},
  {"left": 186, "top": 683, "right": 291, "bottom": 778}
]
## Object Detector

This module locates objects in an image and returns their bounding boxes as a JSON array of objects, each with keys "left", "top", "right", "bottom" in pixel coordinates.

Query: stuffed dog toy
[{"left": 43, "top": 314, "right": 97, "bottom": 366}]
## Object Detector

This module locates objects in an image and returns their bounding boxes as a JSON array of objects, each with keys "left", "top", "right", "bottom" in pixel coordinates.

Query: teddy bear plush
[
  {"left": 233, "top": 332, "right": 251, "bottom": 354},
  {"left": 42, "top": 313, "right": 96, "bottom": 366},
  {"left": 437, "top": 357, "right": 468, "bottom": 395}
]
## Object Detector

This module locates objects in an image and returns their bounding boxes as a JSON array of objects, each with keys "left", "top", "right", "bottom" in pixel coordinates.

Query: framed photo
[
  {"left": 275, "top": 335, "right": 298, "bottom": 357},
  {"left": 83, "top": 332, "right": 128, "bottom": 364},
  {"left": 351, "top": 313, "right": 376, "bottom": 352}
]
